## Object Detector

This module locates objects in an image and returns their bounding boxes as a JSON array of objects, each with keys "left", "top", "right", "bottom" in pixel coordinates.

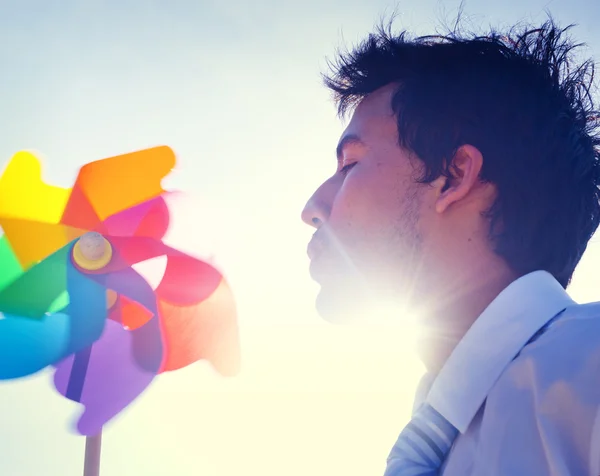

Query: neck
[{"left": 413, "top": 260, "right": 517, "bottom": 375}]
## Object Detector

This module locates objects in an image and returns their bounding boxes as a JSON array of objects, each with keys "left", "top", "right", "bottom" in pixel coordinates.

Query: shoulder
[
  {"left": 491, "top": 301, "right": 600, "bottom": 405},
  {"left": 472, "top": 304, "right": 600, "bottom": 474},
  {"left": 512, "top": 301, "right": 600, "bottom": 379},
  {"left": 473, "top": 302, "right": 600, "bottom": 473}
]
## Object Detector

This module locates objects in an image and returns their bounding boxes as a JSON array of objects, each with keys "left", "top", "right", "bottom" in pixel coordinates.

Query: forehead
[{"left": 343, "top": 84, "right": 398, "bottom": 139}]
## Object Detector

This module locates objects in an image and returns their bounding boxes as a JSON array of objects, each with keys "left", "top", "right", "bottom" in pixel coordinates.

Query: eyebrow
[{"left": 336, "top": 134, "right": 364, "bottom": 163}]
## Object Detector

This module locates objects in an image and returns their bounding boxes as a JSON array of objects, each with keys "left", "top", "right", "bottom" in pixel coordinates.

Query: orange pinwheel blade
[
  {"left": 118, "top": 295, "right": 154, "bottom": 331},
  {"left": 72, "top": 146, "right": 175, "bottom": 222}
]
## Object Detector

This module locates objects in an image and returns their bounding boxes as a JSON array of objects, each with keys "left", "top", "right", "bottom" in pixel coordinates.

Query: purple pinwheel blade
[
  {"left": 86, "top": 266, "right": 163, "bottom": 372},
  {"left": 53, "top": 319, "right": 158, "bottom": 436}
]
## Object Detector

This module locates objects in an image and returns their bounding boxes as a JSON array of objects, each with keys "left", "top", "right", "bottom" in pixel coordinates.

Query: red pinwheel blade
[
  {"left": 155, "top": 254, "right": 240, "bottom": 375},
  {"left": 104, "top": 235, "right": 240, "bottom": 374},
  {"left": 158, "top": 277, "right": 240, "bottom": 375},
  {"left": 60, "top": 183, "right": 106, "bottom": 234}
]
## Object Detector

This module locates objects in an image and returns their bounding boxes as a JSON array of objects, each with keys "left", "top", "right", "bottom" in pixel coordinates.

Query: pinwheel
[{"left": 0, "top": 146, "right": 240, "bottom": 475}]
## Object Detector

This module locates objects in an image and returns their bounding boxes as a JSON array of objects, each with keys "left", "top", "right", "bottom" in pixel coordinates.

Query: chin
[
  {"left": 313, "top": 274, "right": 419, "bottom": 327},
  {"left": 314, "top": 285, "right": 375, "bottom": 325}
]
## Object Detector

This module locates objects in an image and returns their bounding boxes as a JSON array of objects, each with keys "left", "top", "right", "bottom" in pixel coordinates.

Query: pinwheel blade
[
  {"left": 0, "top": 245, "right": 70, "bottom": 318},
  {"left": 0, "top": 151, "right": 70, "bottom": 224},
  {"left": 158, "top": 277, "right": 240, "bottom": 375},
  {"left": 0, "top": 312, "right": 70, "bottom": 379},
  {"left": 84, "top": 266, "right": 163, "bottom": 372},
  {"left": 73, "top": 146, "right": 175, "bottom": 221},
  {"left": 53, "top": 320, "right": 158, "bottom": 436},
  {"left": 64, "top": 259, "right": 108, "bottom": 356},
  {"left": 0, "top": 235, "right": 23, "bottom": 290},
  {"left": 102, "top": 196, "right": 169, "bottom": 239}
]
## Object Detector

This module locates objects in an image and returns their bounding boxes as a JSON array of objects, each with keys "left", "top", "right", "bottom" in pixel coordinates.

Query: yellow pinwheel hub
[{"left": 72, "top": 232, "right": 112, "bottom": 271}]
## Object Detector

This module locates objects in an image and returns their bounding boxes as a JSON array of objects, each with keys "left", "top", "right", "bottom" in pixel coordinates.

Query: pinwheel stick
[
  {"left": 66, "top": 348, "right": 102, "bottom": 476},
  {"left": 71, "top": 232, "right": 112, "bottom": 476},
  {"left": 84, "top": 432, "right": 102, "bottom": 476}
]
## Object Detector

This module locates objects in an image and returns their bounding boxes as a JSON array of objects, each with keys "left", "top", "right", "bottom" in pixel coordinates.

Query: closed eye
[{"left": 339, "top": 162, "right": 357, "bottom": 176}]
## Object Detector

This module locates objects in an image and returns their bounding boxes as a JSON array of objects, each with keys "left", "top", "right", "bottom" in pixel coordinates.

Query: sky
[{"left": 0, "top": 0, "right": 599, "bottom": 475}]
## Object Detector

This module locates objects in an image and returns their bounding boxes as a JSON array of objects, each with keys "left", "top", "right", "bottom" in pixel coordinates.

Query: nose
[
  {"left": 301, "top": 201, "right": 324, "bottom": 228},
  {"left": 301, "top": 179, "right": 335, "bottom": 229}
]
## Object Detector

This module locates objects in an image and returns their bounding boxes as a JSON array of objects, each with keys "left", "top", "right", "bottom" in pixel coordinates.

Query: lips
[
  {"left": 307, "top": 235, "right": 330, "bottom": 283},
  {"left": 307, "top": 236, "right": 325, "bottom": 261}
]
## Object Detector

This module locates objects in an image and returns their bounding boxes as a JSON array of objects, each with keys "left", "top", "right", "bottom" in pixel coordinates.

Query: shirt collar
[{"left": 425, "top": 270, "right": 576, "bottom": 433}]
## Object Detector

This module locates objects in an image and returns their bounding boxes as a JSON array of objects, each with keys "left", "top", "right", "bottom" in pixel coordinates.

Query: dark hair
[{"left": 323, "top": 19, "right": 600, "bottom": 288}]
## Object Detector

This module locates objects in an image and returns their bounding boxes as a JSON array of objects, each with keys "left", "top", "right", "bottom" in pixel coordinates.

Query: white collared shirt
[{"left": 414, "top": 271, "right": 600, "bottom": 475}]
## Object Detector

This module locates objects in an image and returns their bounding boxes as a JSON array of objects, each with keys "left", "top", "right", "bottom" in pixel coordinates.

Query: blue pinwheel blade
[{"left": 0, "top": 312, "right": 70, "bottom": 379}]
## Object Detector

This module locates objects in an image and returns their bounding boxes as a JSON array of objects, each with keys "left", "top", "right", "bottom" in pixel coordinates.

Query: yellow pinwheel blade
[
  {"left": 0, "top": 151, "right": 70, "bottom": 223},
  {"left": 0, "top": 151, "right": 78, "bottom": 268},
  {"left": 1, "top": 218, "right": 86, "bottom": 269}
]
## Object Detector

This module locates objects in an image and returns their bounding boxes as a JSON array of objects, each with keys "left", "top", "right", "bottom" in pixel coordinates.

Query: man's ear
[{"left": 435, "top": 144, "right": 484, "bottom": 214}]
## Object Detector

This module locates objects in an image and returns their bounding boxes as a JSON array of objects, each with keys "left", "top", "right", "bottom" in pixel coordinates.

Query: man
[{"left": 302, "top": 20, "right": 600, "bottom": 475}]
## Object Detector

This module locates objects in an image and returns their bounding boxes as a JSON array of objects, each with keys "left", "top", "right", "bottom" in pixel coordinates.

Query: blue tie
[{"left": 384, "top": 403, "right": 458, "bottom": 476}]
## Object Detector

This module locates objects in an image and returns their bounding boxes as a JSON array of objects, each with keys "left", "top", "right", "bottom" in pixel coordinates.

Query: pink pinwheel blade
[
  {"left": 156, "top": 255, "right": 222, "bottom": 306},
  {"left": 102, "top": 196, "right": 169, "bottom": 239}
]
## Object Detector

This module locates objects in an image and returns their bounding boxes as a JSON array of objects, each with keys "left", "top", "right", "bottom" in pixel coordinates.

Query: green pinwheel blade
[
  {"left": 0, "top": 235, "right": 23, "bottom": 291},
  {"left": 48, "top": 290, "right": 69, "bottom": 313},
  {"left": 0, "top": 244, "right": 70, "bottom": 318}
]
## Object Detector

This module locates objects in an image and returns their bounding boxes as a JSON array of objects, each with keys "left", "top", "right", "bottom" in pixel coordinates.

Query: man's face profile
[{"left": 302, "top": 84, "right": 428, "bottom": 323}]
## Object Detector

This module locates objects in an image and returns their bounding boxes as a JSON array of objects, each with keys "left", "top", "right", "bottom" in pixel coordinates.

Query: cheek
[
  {"left": 329, "top": 166, "right": 398, "bottom": 235},
  {"left": 325, "top": 171, "right": 403, "bottom": 265}
]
